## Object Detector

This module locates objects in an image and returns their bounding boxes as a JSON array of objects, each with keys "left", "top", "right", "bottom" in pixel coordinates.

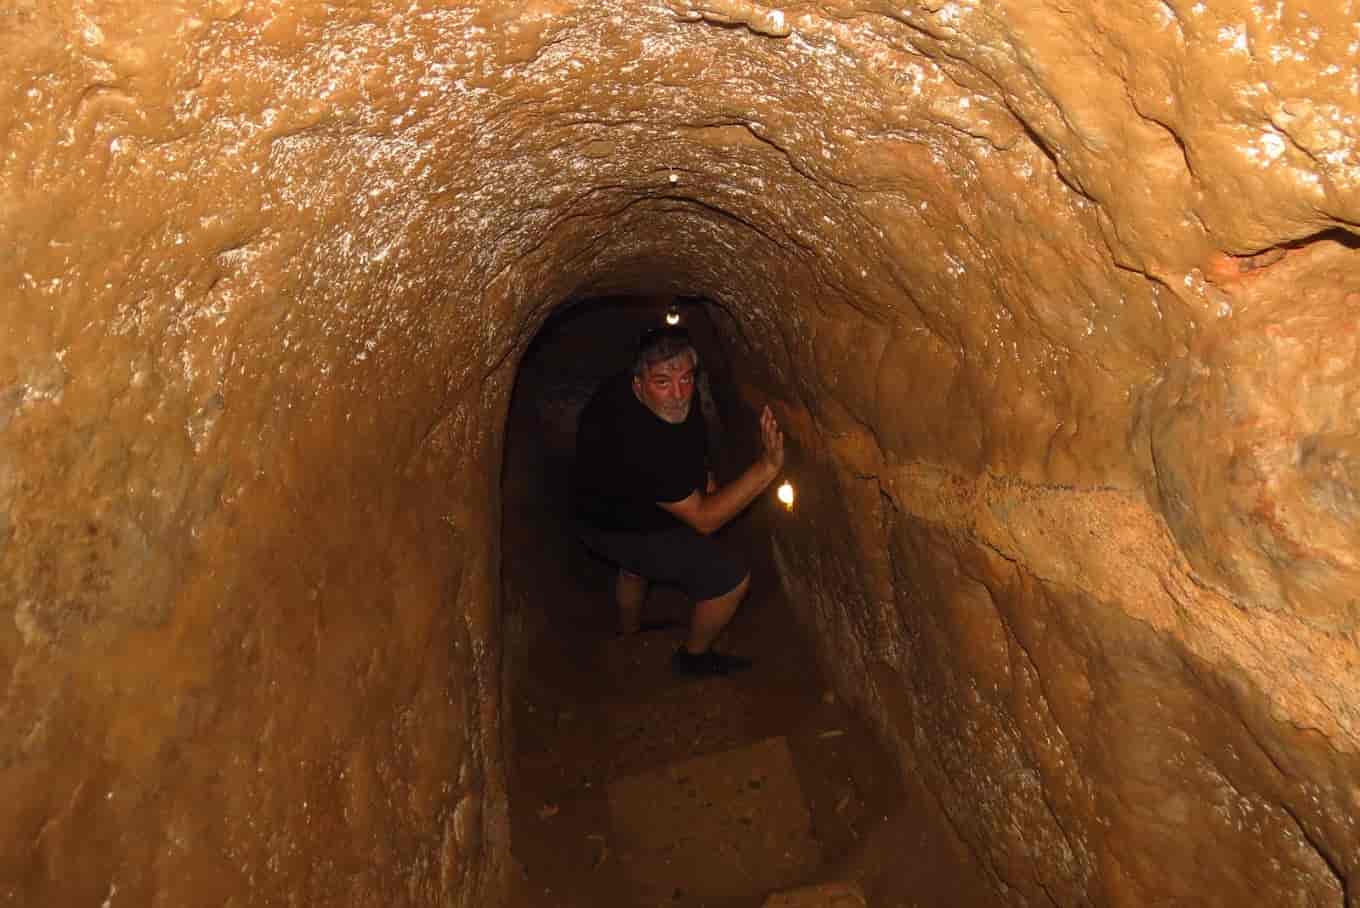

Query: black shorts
[{"left": 574, "top": 521, "right": 749, "bottom": 602}]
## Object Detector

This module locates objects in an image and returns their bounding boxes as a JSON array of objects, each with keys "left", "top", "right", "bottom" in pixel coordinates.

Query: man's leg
[
  {"left": 684, "top": 573, "right": 750, "bottom": 655},
  {"left": 616, "top": 569, "right": 648, "bottom": 635}
]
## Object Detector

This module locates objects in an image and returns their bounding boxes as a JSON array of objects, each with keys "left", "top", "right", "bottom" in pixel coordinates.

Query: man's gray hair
[{"left": 634, "top": 325, "right": 699, "bottom": 377}]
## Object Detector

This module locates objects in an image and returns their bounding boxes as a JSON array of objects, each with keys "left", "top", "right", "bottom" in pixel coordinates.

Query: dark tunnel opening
[{"left": 495, "top": 295, "right": 994, "bottom": 907}]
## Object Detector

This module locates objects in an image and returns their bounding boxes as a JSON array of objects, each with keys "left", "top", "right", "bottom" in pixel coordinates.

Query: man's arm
[{"left": 659, "top": 406, "right": 784, "bottom": 536}]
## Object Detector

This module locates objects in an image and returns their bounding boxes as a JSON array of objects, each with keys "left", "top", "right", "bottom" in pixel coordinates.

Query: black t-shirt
[{"left": 572, "top": 372, "right": 708, "bottom": 532}]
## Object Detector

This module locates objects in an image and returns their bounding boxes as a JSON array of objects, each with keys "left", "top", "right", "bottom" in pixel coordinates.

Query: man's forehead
[{"left": 643, "top": 354, "right": 696, "bottom": 377}]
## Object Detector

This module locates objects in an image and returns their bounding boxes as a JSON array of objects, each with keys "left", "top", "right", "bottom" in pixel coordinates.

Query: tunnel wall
[
  {"left": 4, "top": 1, "right": 1360, "bottom": 906},
  {"left": 2, "top": 4, "right": 517, "bottom": 904}
]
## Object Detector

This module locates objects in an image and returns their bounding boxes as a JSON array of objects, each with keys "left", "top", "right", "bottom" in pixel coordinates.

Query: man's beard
[{"left": 657, "top": 400, "right": 691, "bottom": 424}]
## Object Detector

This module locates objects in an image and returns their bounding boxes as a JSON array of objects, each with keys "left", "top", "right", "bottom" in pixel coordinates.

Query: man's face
[{"left": 633, "top": 353, "right": 696, "bottom": 424}]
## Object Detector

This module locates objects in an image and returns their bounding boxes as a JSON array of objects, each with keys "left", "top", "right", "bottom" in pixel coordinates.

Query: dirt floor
[{"left": 499, "top": 305, "right": 995, "bottom": 908}]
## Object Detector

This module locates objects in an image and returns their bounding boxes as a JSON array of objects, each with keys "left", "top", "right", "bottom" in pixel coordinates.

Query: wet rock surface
[{"left": 4, "top": 1, "right": 1360, "bottom": 905}]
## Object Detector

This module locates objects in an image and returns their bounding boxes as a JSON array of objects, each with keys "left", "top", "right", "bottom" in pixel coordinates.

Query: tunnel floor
[{"left": 499, "top": 307, "right": 994, "bottom": 907}]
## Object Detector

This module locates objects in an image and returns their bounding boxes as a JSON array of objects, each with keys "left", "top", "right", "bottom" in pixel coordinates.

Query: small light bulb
[
  {"left": 776, "top": 480, "right": 795, "bottom": 510},
  {"left": 668, "top": 173, "right": 679, "bottom": 184},
  {"left": 664, "top": 307, "right": 681, "bottom": 326}
]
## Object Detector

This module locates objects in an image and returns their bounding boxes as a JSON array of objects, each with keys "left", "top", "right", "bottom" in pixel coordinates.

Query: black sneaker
[{"left": 672, "top": 647, "right": 754, "bottom": 678}]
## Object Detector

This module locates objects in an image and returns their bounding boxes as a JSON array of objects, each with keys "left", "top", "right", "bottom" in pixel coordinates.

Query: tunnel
[{"left": 3, "top": 2, "right": 1359, "bottom": 906}]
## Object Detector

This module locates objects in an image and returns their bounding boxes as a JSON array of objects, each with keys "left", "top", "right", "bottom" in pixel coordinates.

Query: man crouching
[{"left": 571, "top": 324, "right": 785, "bottom": 677}]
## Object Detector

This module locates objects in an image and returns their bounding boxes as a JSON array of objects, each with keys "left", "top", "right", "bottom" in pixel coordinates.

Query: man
[{"left": 571, "top": 324, "right": 785, "bottom": 677}]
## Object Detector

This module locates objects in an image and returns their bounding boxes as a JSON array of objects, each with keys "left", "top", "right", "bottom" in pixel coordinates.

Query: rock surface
[
  {"left": 3, "top": 1, "right": 1359, "bottom": 905},
  {"left": 764, "top": 881, "right": 867, "bottom": 908}
]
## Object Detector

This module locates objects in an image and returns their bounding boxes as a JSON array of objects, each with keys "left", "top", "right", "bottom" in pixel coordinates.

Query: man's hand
[
  {"left": 760, "top": 405, "right": 785, "bottom": 473},
  {"left": 659, "top": 404, "right": 786, "bottom": 536}
]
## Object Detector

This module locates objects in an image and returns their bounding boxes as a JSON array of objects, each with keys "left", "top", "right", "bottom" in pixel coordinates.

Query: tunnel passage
[
  {"left": 496, "top": 294, "right": 1001, "bottom": 907},
  {"left": 5, "top": 2, "right": 1360, "bottom": 907}
]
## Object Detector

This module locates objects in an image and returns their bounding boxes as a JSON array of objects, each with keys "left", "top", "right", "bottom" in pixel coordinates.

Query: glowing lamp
[
  {"left": 664, "top": 306, "right": 681, "bottom": 326},
  {"left": 776, "top": 480, "right": 795, "bottom": 511}
]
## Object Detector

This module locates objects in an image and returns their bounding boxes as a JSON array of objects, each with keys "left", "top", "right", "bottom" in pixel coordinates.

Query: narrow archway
[{"left": 497, "top": 294, "right": 992, "bottom": 906}]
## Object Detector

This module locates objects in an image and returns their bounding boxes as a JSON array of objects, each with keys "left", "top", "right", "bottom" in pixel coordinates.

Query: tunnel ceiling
[
  {"left": 9, "top": 0, "right": 1355, "bottom": 474},
  {"left": 4, "top": 1, "right": 1360, "bottom": 906},
  {"left": 15, "top": 1, "right": 1360, "bottom": 358}
]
